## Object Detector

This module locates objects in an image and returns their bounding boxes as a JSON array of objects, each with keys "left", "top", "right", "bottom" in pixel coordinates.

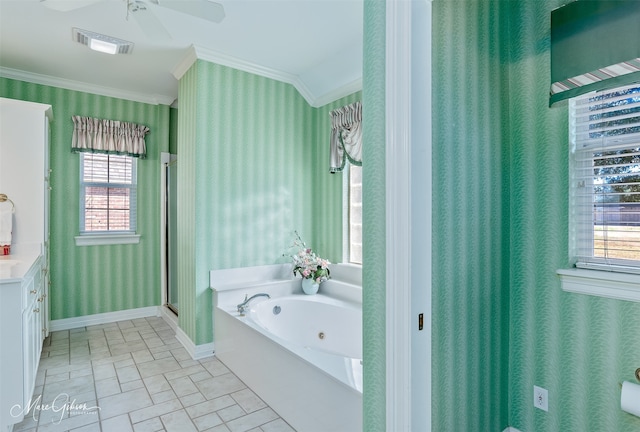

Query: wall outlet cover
[{"left": 533, "top": 385, "right": 549, "bottom": 412}]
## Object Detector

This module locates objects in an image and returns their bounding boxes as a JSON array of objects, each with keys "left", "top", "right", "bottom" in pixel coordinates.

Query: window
[
  {"left": 346, "top": 163, "right": 362, "bottom": 264},
  {"left": 569, "top": 83, "right": 640, "bottom": 274},
  {"left": 76, "top": 153, "right": 139, "bottom": 245}
]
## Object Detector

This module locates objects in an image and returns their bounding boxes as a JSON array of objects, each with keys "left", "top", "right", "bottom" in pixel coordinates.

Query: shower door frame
[{"left": 160, "top": 152, "right": 178, "bottom": 317}]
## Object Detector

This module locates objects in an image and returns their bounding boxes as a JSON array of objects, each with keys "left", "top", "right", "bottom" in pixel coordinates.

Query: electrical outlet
[{"left": 533, "top": 385, "right": 548, "bottom": 412}]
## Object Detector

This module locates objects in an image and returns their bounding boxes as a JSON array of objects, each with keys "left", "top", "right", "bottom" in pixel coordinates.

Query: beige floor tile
[
  {"left": 168, "top": 376, "right": 198, "bottom": 397},
  {"left": 95, "top": 376, "right": 121, "bottom": 399},
  {"left": 30, "top": 320, "right": 295, "bottom": 432},
  {"left": 121, "top": 379, "right": 146, "bottom": 392},
  {"left": 225, "top": 408, "right": 279, "bottom": 432},
  {"left": 230, "top": 389, "right": 266, "bottom": 414},
  {"left": 185, "top": 395, "right": 235, "bottom": 419},
  {"left": 195, "top": 374, "right": 246, "bottom": 400},
  {"left": 259, "top": 419, "right": 296, "bottom": 432},
  {"left": 101, "top": 414, "right": 134, "bottom": 432},
  {"left": 132, "top": 416, "right": 164, "bottom": 432},
  {"left": 129, "top": 398, "right": 183, "bottom": 424},
  {"left": 180, "top": 392, "right": 207, "bottom": 408},
  {"left": 138, "top": 358, "right": 182, "bottom": 379},
  {"left": 143, "top": 375, "right": 172, "bottom": 394},
  {"left": 192, "top": 412, "right": 223, "bottom": 431},
  {"left": 161, "top": 409, "right": 198, "bottom": 432},
  {"left": 98, "top": 387, "right": 153, "bottom": 420},
  {"left": 216, "top": 405, "right": 246, "bottom": 423},
  {"left": 116, "top": 364, "right": 142, "bottom": 383}
]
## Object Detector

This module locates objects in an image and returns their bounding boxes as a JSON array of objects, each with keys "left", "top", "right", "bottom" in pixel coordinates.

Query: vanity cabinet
[
  {"left": 0, "top": 255, "right": 46, "bottom": 431},
  {"left": 0, "top": 98, "right": 52, "bottom": 432}
]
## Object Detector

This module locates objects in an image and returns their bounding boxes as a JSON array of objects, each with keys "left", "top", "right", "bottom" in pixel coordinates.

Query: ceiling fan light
[{"left": 89, "top": 39, "right": 118, "bottom": 55}]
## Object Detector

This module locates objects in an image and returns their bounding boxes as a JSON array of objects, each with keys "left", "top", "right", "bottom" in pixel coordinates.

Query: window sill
[
  {"left": 557, "top": 268, "right": 640, "bottom": 303},
  {"left": 75, "top": 233, "right": 140, "bottom": 246}
]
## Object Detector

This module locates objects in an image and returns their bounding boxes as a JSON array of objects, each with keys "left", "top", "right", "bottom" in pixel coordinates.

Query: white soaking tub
[{"left": 211, "top": 264, "right": 362, "bottom": 432}]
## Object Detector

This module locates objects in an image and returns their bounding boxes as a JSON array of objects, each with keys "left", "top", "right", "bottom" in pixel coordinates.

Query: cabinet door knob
[
  {"left": 30, "top": 289, "right": 37, "bottom": 294},
  {"left": 37, "top": 297, "right": 43, "bottom": 302},
  {"left": 33, "top": 308, "right": 40, "bottom": 313}
]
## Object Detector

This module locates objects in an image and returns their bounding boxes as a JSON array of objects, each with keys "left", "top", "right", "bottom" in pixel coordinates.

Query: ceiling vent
[{"left": 72, "top": 28, "right": 134, "bottom": 55}]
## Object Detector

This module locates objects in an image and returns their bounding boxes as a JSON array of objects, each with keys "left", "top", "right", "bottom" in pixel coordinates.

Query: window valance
[
  {"left": 71, "top": 116, "right": 149, "bottom": 158},
  {"left": 550, "top": 0, "right": 640, "bottom": 107},
  {"left": 330, "top": 101, "right": 362, "bottom": 173}
]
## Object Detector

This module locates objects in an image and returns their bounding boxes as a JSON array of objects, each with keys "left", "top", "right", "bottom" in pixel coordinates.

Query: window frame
[
  {"left": 75, "top": 153, "right": 140, "bottom": 246},
  {"left": 343, "top": 162, "right": 363, "bottom": 265},
  {"left": 559, "top": 83, "right": 640, "bottom": 301}
]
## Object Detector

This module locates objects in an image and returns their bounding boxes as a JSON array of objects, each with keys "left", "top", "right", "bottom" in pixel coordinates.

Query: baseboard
[
  {"left": 174, "top": 325, "right": 215, "bottom": 360},
  {"left": 50, "top": 306, "right": 161, "bottom": 331},
  {"left": 503, "top": 427, "right": 523, "bottom": 432},
  {"left": 160, "top": 305, "right": 178, "bottom": 331}
]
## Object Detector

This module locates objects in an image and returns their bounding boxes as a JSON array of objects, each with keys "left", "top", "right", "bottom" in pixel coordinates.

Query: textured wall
[
  {"left": 0, "top": 78, "right": 169, "bottom": 320},
  {"left": 431, "top": 1, "right": 509, "bottom": 430},
  {"left": 505, "top": 1, "right": 640, "bottom": 431},
  {"left": 362, "top": 0, "right": 386, "bottom": 430},
  {"left": 176, "top": 60, "right": 358, "bottom": 345}
]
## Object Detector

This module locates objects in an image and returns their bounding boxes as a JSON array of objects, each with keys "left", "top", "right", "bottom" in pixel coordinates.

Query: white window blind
[
  {"left": 349, "top": 164, "right": 363, "bottom": 264},
  {"left": 570, "top": 83, "right": 640, "bottom": 274},
  {"left": 80, "top": 153, "right": 137, "bottom": 233}
]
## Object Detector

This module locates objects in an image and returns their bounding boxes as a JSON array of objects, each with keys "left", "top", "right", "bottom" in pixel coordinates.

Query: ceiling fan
[{"left": 40, "top": 0, "right": 225, "bottom": 40}]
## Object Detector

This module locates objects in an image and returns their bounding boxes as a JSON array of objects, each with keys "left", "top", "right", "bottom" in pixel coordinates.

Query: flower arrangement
[{"left": 289, "top": 231, "right": 331, "bottom": 284}]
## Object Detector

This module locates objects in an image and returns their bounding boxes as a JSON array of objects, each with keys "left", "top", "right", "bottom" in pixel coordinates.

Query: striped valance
[
  {"left": 550, "top": 0, "right": 640, "bottom": 107},
  {"left": 71, "top": 116, "right": 149, "bottom": 158},
  {"left": 330, "top": 101, "right": 362, "bottom": 173}
]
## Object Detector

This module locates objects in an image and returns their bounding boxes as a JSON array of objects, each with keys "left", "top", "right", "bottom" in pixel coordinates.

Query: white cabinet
[
  {"left": 0, "top": 256, "right": 45, "bottom": 432},
  {"left": 0, "top": 98, "right": 51, "bottom": 432}
]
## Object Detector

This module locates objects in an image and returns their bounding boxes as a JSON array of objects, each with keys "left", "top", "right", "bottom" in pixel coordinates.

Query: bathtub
[{"left": 211, "top": 264, "right": 362, "bottom": 432}]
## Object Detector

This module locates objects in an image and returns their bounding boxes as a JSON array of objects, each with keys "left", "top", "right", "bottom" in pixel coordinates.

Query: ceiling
[{"left": 0, "top": 0, "right": 363, "bottom": 106}]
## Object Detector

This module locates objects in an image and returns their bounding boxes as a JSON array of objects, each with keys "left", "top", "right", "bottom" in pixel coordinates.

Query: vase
[{"left": 301, "top": 278, "right": 319, "bottom": 295}]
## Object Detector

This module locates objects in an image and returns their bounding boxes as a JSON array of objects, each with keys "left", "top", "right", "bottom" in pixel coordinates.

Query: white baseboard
[
  {"left": 50, "top": 306, "right": 161, "bottom": 331},
  {"left": 174, "top": 326, "right": 215, "bottom": 360},
  {"left": 160, "top": 306, "right": 178, "bottom": 331},
  {"left": 503, "top": 427, "right": 523, "bottom": 432}
]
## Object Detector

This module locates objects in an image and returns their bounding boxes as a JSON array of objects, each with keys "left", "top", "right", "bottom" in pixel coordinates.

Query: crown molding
[
  {"left": 171, "top": 45, "right": 198, "bottom": 81},
  {"left": 172, "top": 44, "right": 361, "bottom": 108},
  {"left": 0, "top": 67, "right": 175, "bottom": 106},
  {"left": 311, "top": 78, "right": 363, "bottom": 108}
]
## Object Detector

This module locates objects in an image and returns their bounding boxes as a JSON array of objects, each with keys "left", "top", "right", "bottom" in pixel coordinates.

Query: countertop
[{"left": 0, "top": 244, "right": 42, "bottom": 283}]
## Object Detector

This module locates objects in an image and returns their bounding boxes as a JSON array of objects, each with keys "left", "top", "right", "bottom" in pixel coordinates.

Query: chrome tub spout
[{"left": 237, "top": 293, "right": 270, "bottom": 316}]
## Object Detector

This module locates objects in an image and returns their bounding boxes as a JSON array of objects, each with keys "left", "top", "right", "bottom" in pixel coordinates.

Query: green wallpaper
[
  {"left": 432, "top": 0, "right": 640, "bottom": 430},
  {"left": 0, "top": 78, "right": 169, "bottom": 320},
  {"left": 506, "top": 1, "right": 640, "bottom": 431},
  {"left": 176, "top": 60, "right": 360, "bottom": 345},
  {"left": 432, "top": 0, "right": 509, "bottom": 430},
  {"left": 362, "top": 0, "right": 386, "bottom": 431}
]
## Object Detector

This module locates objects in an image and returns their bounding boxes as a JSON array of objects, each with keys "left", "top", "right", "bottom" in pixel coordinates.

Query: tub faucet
[{"left": 237, "top": 293, "right": 270, "bottom": 316}]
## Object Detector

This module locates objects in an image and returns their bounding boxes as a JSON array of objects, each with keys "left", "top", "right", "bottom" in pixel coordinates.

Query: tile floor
[{"left": 12, "top": 317, "right": 296, "bottom": 432}]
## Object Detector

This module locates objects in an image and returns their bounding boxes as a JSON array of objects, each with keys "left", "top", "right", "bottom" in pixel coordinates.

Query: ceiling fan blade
[
  {"left": 130, "top": 1, "right": 172, "bottom": 41},
  {"left": 40, "top": 0, "right": 103, "bottom": 12},
  {"left": 153, "top": 0, "right": 225, "bottom": 24}
]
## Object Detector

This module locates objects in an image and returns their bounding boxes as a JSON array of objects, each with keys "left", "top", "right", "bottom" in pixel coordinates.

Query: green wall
[
  {"left": 506, "top": 1, "right": 640, "bottom": 431},
  {"left": 176, "top": 59, "right": 361, "bottom": 345},
  {"left": 429, "top": 0, "right": 640, "bottom": 431},
  {"left": 0, "top": 78, "right": 169, "bottom": 320},
  {"left": 362, "top": 0, "right": 386, "bottom": 430},
  {"left": 432, "top": 0, "right": 509, "bottom": 430}
]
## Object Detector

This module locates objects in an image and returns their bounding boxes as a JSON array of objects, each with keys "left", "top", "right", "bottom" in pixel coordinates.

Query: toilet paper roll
[{"left": 621, "top": 381, "right": 640, "bottom": 418}]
